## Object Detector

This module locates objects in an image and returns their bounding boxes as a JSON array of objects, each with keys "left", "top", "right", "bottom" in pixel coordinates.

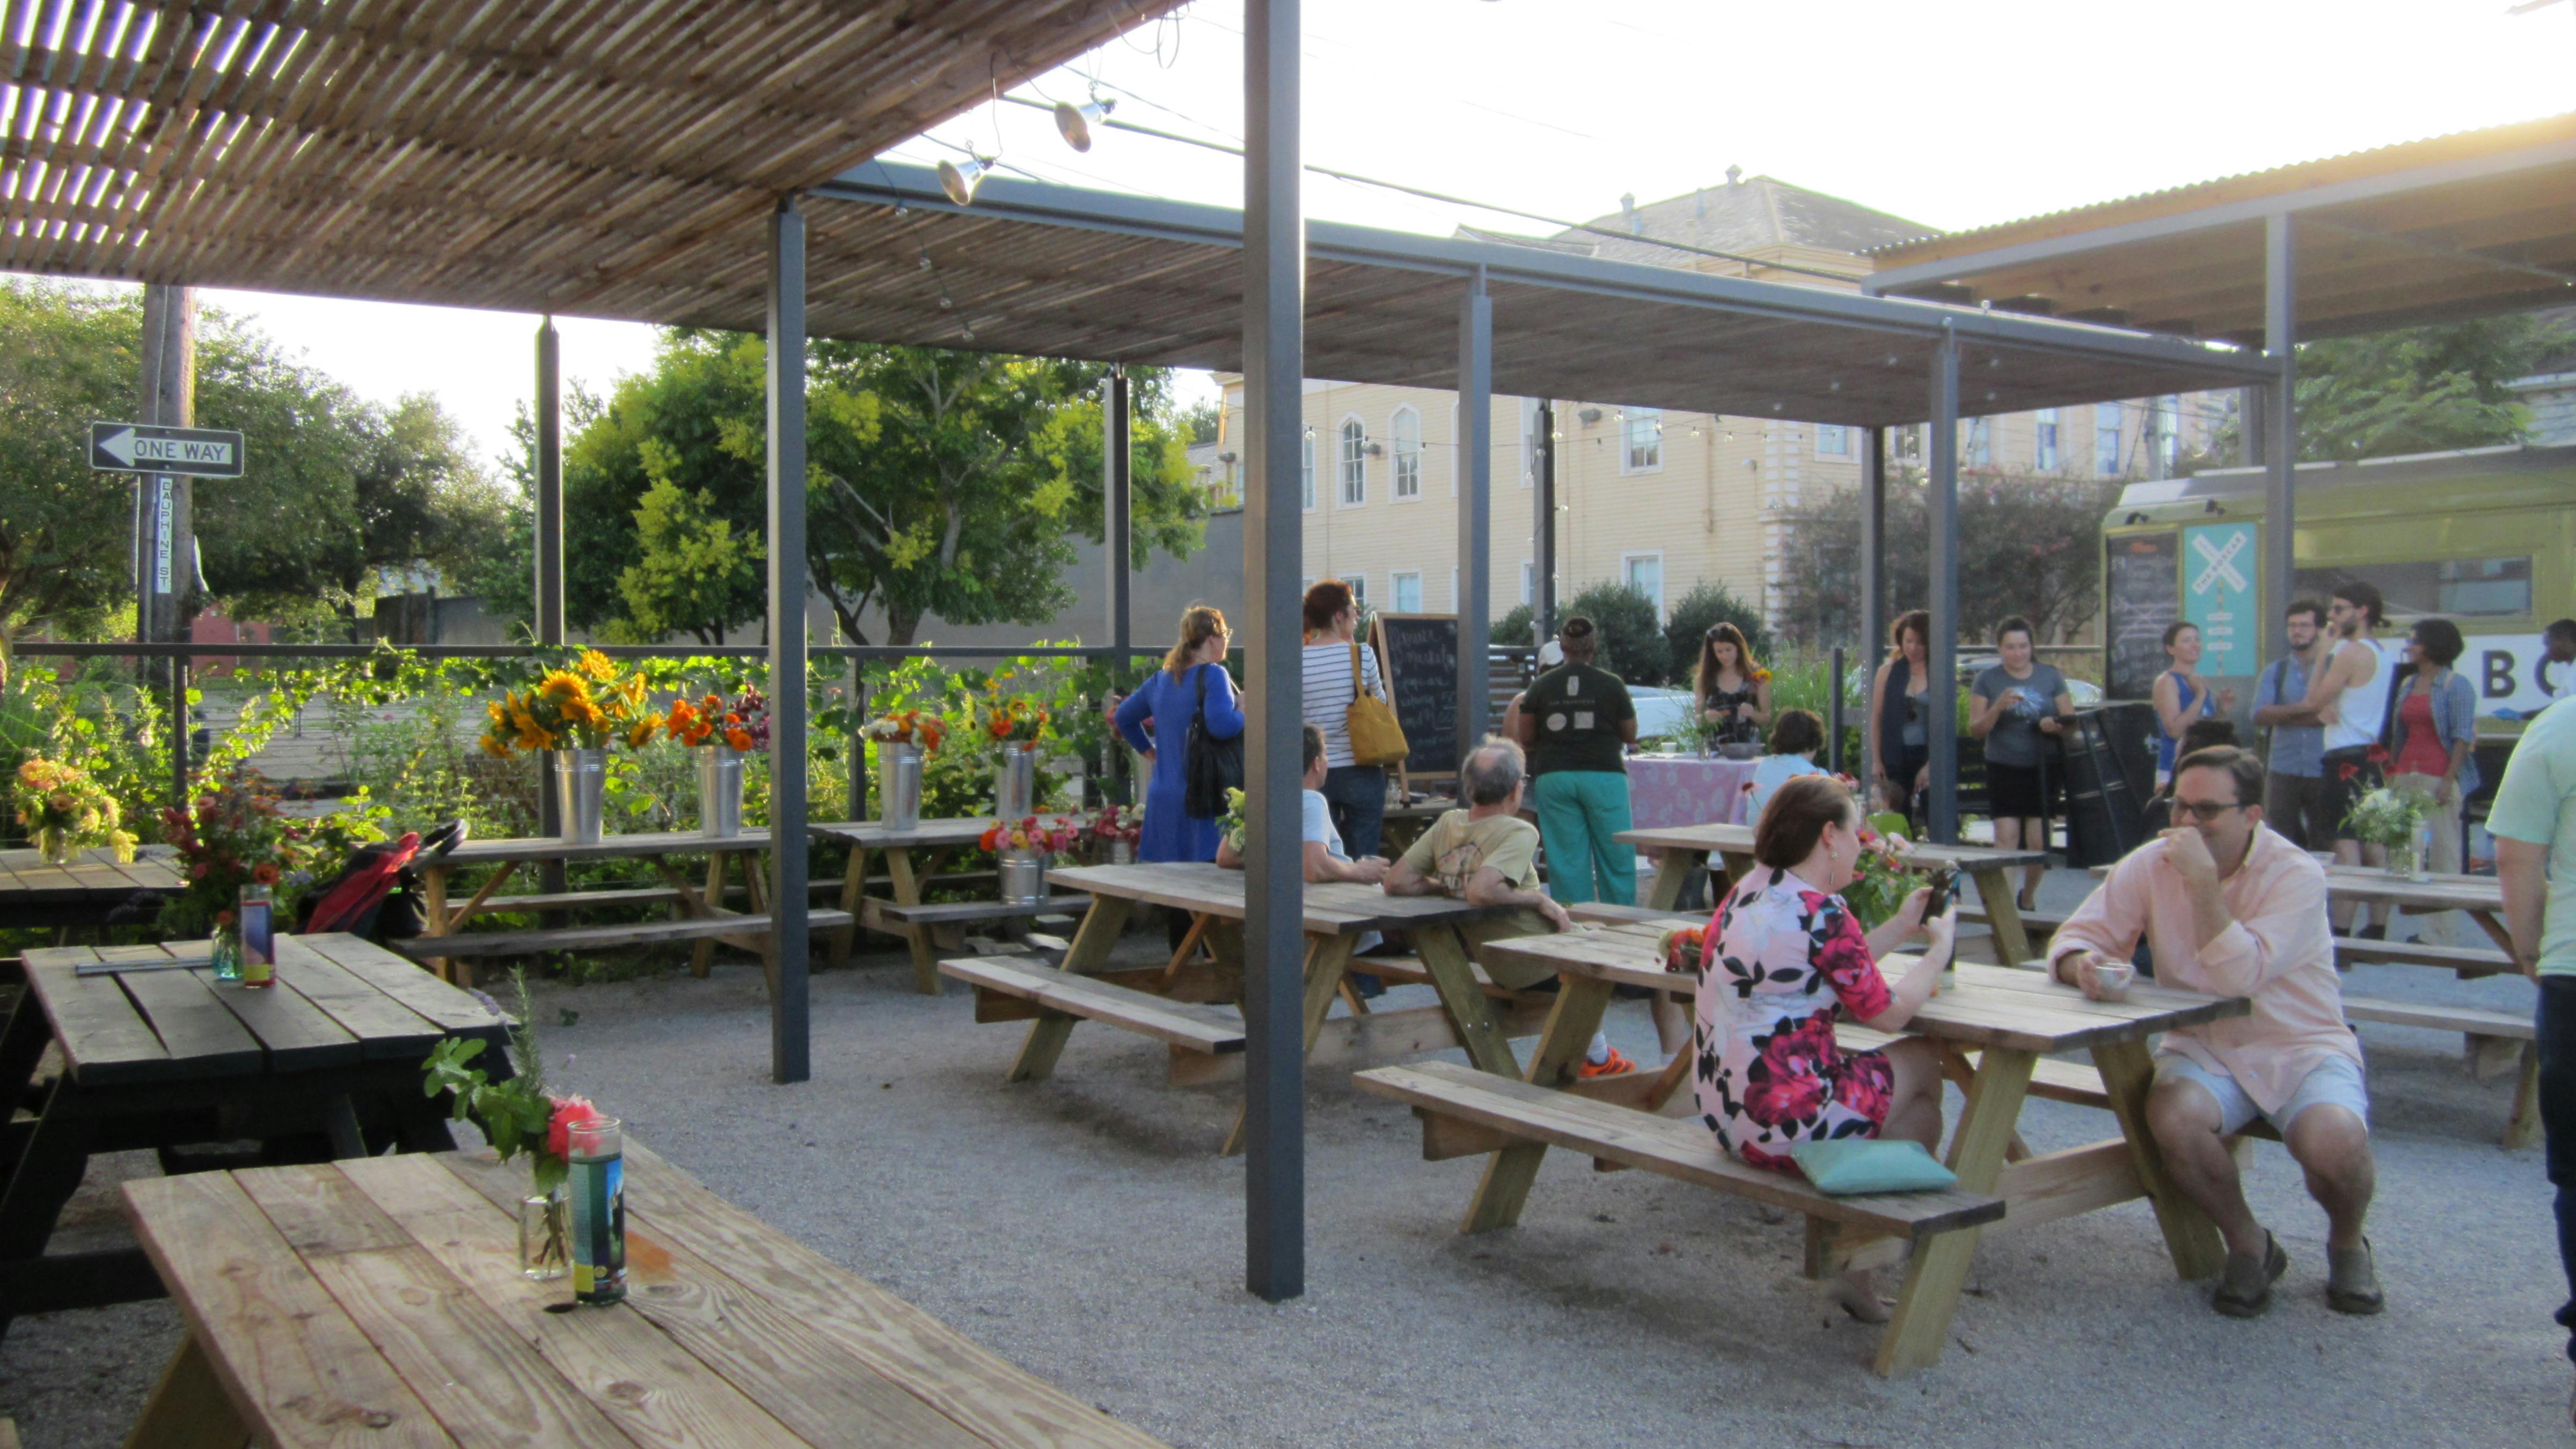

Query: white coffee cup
[{"left": 2087, "top": 960, "right": 2135, "bottom": 1002}]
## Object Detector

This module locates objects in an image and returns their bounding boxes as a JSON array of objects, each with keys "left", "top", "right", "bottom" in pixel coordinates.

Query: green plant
[
  {"left": 1664, "top": 581, "right": 1774, "bottom": 687},
  {"left": 1495, "top": 603, "right": 1537, "bottom": 646},
  {"left": 1562, "top": 582, "right": 1666, "bottom": 686},
  {"left": 420, "top": 967, "right": 597, "bottom": 1194},
  {"left": 2341, "top": 781, "right": 2431, "bottom": 850}
]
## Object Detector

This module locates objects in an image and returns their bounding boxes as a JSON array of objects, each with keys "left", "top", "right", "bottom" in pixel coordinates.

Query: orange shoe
[{"left": 1575, "top": 1046, "right": 1636, "bottom": 1079}]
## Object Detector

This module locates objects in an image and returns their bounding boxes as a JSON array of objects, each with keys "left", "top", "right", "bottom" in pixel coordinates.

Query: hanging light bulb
[
  {"left": 938, "top": 152, "right": 994, "bottom": 206},
  {"left": 1054, "top": 96, "right": 1116, "bottom": 152}
]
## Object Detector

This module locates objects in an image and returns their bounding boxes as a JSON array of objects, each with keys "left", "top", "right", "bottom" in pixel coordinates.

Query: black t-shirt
[{"left": 1525, "top": 662, "right": 1634, "bottom": 776}]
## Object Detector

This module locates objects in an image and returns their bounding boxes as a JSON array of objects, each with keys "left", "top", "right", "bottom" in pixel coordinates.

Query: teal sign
[{"left": 2182, "top": 522, "right": 2257, "bottom": 677}]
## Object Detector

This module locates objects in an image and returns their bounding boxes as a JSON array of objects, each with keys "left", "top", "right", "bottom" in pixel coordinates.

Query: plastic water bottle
[{"left": 568, "top": 1116, "right": 627, "bottom": 1306}]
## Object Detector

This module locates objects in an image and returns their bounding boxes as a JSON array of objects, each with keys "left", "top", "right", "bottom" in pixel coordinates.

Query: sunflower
[{"left": 577, "top": 648, "right": 618, "bottom": 682}]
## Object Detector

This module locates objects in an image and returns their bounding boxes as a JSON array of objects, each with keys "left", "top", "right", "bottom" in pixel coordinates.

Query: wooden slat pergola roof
[
  {"left": 0, "top": 0, "right": 1184, "bottom": 317},
  {"left": 806, "top": 163, "right": 2279, "bottom": 429},
  {"left": 1864, "top": 111, "right": 2576, "bottom": 343}
]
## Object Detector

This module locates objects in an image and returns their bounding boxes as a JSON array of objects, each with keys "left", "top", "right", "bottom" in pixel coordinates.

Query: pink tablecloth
[{"left": 1623, "top": 756, "right": 1760, "bottom": 831}]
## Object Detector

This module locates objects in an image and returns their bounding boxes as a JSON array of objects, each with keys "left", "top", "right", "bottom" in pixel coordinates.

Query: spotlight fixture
[
  {"left": 1218, "top": 451, "right": 1238, "bottom": 464},
  {"left": 2124, "top": 511, "right": 2150, "bottom": 525},
  {"left": 2202, "top": 497, "right": 2223, "bottom": 515},
  {"left": 938, "top": 152, "right": 994, "bottom": 206},
  {"left": 1054, "top": 96, "right": 1115, "bottom": 152},
  {"left": 1365, "top": 441, "right": 1385, "bottom": 457},
  {"left": 1577, "top": 407, "right": 1602, "bottom": 425}
]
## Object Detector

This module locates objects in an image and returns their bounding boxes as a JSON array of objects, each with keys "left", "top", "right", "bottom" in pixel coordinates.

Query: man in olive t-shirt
[{"left": 1511, "top": 616, "right": 1639, "bottom": 905}]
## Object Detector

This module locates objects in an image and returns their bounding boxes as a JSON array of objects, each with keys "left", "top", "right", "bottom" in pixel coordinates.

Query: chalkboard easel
[{"left": 1371, "top": 612, "right": 1460, "bottom": 799}]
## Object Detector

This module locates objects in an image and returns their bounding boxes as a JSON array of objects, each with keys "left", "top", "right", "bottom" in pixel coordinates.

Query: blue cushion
[{"left": 1788, "top": 1137, "right": 1959, "bottom": 1196}]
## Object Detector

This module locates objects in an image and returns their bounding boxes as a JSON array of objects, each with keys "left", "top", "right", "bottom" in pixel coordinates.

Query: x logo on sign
[{"left": 2191, "top": 530, "right": 2249, "bottom": 595}]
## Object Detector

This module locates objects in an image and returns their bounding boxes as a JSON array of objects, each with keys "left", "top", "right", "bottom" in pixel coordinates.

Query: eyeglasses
[{"left": 2170, "top": 799, "right": 2244, "bottom": 823}]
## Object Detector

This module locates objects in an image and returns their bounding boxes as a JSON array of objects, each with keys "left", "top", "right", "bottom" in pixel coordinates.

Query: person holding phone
[
  {"left": 1970, "top": 616, "right": 2074, "bottom": 913},
  {"left": 2045, "top": 745, "right": 2380, "bottom": 1321}
]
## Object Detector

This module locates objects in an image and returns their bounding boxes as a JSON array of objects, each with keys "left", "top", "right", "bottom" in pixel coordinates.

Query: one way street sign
[{"left": 89, "top": 421, "right": 245, "bottom": 478}]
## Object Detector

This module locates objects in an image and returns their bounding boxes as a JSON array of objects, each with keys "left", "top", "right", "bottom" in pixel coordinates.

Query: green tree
[
  {"left": 613, "top": 474, "right": 765, "bottom": 644},
  {"left": 1562, "top": 582, "right": 1667, "bottom": 686},
  {"left": 1177, "top": 395, "right": 1223, "bottom": 445},
  {"left": 0, "top": 282, "right": 138, "bottom": 672},
  {"left": 2197, "top": 317, "right": 2564, "bottom": 465},
  {"left": 1664, "top": 580, "right": 1774, "bottom": 683}
]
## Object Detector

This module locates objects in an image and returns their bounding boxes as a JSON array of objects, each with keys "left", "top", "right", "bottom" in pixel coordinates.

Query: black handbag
[{"left": 1182, "top": 666, "right": 1244, "bottom": 818}]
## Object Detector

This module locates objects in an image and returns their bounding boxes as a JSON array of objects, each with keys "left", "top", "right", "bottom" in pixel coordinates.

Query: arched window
[
  {"left": 1390, "top": 406, "right": 1422, "bottom": 499},
  {"left": 1338, "top": 418, "right": 1367, "bottom": 506},
  {"left": 1301, "top": 428, "right": 1316, "bottom": 510}
]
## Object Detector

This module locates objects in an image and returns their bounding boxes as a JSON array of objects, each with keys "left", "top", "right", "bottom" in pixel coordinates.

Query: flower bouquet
[
  {"left": 668, "top": 688, "right": 769, "bottom": 838},
  {"left": 980, "top": 815, "right": 1085, "bottom": 904},
  {"left": 479, "top": 651, "right": 665, "bottom": 844},
  {"left": 421, "top": 968, "right": 603, "bottom": 1280},
  {"left": 1656, "top": 923, "right": 1708, "bottom": 976},
  {"left": 862, "top": 709, "right": 945, "bottom": 830},
  {"left": 160, "top": 781, "right": 311, "bottom": 977},
  {"left": 1088, "top": 803, "right": 1144, "bottom": 864},
  {"left": 2343, "top": 781, "right": 2433, "bottom": 879},
  {"left": 860, "top": 709, "right": 947, "bottom": 750},
  {"left": 1840, "top": 821, "right": 1928, "bottom": 933},
  {"left": 1217, "top": 786, "right": 1249, "bottom": 855},
  {"left": 13, "top": 758, "right": 135, "bottom": 865},
  {"left": 983, "top": 698, "right": 1052, "bottom": 819}
]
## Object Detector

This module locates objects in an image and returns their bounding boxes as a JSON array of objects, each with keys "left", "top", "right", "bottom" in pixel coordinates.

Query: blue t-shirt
[
  {"left": 2253, "top": 654, "right": 2324, "bottom": 779},
  {"left": 2487, "top": 702, "right": 2576, "bottom": 977}
]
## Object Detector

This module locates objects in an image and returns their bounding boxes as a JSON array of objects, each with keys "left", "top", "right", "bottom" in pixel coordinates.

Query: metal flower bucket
[
  {"left": 699, "top": 746, "right": 745, "bottom": 838},
  {"left": 994, "top": 747, "right": 1035, "bottom": 823},
  {"left": 997, "top": 847, "right": 1046, "bottom": 905},
  {"left": 554, "top": 748, "right": 607, "bottom": 845},
  {"left": 879, "top": 742, "right": 924, "bottom": 832}
]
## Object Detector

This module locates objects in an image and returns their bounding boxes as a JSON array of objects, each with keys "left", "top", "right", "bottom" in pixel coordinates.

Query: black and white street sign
[{"left": 89, "top": 421, "right": 245, "bottom": 477}]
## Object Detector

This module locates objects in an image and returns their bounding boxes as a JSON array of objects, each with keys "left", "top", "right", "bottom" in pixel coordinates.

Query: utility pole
[{"left": 138, "top": 284, "right": 196, "bottom": 808}]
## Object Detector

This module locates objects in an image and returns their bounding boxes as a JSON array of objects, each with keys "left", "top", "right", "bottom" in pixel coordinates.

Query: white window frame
[
  {"left": 1816, "top": 423, "right": 1850, "bottom": 456},
  {"left": 2034, "top": 407, "right": 2060, "bottom": 471},
  {"left": 1345, "top": 573, "right": 1367, "bottom": 608},
  {"left": 1390, "top": 570, "right": 1423, "bottom": 613},
  {"left": 1391, "top": 405, "right": 1423, "bottom": 501},
  {"left": 1966, "top": 417, "right": 1993, "bottom": 469},
  {"left": 2093, "top": 402, "right": 2123, "bottom": 476},
  {"left": 1337, "top": 416, "right": 1367, "bottom": 507},
  {"left": 1451, "top": 566, "right": 1459, "bottom": 611},
  {"left": 1620, "top": 407, "right": 1664, "bottom": 474},
  {"left": 1621, "top": 551, "right": 1666, "bottom": 619},
  {"left": 1521, "top": 560, "right": 1535, "bottom": 606},
  {"left": 1300, "top": 428, "right": 1316, "bottom": 511}
]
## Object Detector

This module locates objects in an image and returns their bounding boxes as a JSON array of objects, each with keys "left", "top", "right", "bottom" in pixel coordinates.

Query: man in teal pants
[{"left": 1513, "top": 616, "right": 1639, "bottom": 907}]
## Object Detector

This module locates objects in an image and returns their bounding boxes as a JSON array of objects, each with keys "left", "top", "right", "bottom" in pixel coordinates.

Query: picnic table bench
[
  {"left": 1359, "top": 918, "right": 2249, "bottom": 1376},
  {"left": 815, "top": 818, "right": 1071, "bottom": 993},
  {"left": 117, "top": 1144, "right": 1172, "bottom": 1449},
  {"left": 399, "top": 828, "right": 852, "bottom": 990},
  {"left": 0, "top": 844, "right": 182, "bottom": 931},
  {"left": 943, "top": 861, "right": 1557, "bottom": 1154},
  {"left": 1, "top": 934, "right": 508, "bottom": 1340}
]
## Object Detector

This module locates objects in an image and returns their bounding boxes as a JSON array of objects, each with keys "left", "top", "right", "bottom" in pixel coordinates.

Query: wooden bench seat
[
  {"left": 1565, "top": 903, "right": 1702, "bottom": 928},
  {"left": 1355, "top": 1060, "right": 2005, "bottom": 1242},
  {"left": 865, "top": 894, "right": 1094, "bottom": 928},
  {"left": 391, "top": 909, "right": 853, "bottom": 961},
  {"left": 940, "top": 956, "right": 1245, "bottom": 1056},
  {"left": 2332, "top": 937, "right": 2517, "bottom": 976}
]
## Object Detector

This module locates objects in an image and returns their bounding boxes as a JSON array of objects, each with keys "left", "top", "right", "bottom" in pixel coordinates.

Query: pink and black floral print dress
[{"left": 1693, "top": 866, "right": 1898, "bottom": 1170}]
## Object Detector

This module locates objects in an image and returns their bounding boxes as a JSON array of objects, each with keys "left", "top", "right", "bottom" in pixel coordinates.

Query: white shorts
[{"left": 2154, "top": 1052, "right": 2370, "bottom": 1136}]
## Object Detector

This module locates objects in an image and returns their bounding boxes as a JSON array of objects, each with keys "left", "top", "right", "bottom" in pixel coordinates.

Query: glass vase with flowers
[{"left": 421, "top": 967, "right": 609, "bottom": 1282}]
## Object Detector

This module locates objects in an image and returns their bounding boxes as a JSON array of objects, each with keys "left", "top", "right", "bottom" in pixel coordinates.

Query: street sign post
[{"left": 89, "top": 421, "right": 244, "bottom": 478}]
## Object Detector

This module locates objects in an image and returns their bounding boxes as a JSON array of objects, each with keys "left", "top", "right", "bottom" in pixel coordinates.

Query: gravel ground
[{"left": 4, "top": 868, "right": 2567, "bottom": 1448}]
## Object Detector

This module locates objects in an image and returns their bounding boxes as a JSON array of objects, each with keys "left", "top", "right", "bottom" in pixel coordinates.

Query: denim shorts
[{"left": 2155, "top": 1051, "right": 2370, "bottom": 1136}]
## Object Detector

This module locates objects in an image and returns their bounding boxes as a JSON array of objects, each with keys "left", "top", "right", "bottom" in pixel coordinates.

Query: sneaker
[
  {"left": 1346, "top": 971, "right": 1386, "bottom": 1000},
  {"left": 2326, "top": 1239, "right": 2384, "bottom": 1315},
  {"left": 2212, "top": 1231, "right": 2288, "bottom": 1318},
  {"left": 1575, "top": 1046, "right": 1636, "bottom": 1080}
]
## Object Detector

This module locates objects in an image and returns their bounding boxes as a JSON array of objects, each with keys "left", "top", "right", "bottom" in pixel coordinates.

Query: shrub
[
  {"left": 1561, "top": 583, "right": 1666, "bottom": 686},
  {"left": 1664, "top": 581, "right": 1774, "bottom": 688},
  {"left": 1493, "top": 603, "right": 1536, "bottom": 647}
]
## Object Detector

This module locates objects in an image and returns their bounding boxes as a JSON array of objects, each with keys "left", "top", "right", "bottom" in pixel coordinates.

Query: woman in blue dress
[{"left": 1114, "top": 606, "right": 1243, "bottom": 862}]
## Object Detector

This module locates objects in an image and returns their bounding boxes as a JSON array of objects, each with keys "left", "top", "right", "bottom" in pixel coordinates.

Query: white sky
[{"left": 164, "top": 0, "right": 2576, "bottom": 472}]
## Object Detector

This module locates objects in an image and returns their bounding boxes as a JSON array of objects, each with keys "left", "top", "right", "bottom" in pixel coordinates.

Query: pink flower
[{"left": 546, "top": 1096, "right": 603, "bottom": 1159}]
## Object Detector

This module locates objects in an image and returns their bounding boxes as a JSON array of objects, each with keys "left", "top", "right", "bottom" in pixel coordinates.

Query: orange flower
[{"left": 723, "top": 727, "right": 753, "bottom": 751}]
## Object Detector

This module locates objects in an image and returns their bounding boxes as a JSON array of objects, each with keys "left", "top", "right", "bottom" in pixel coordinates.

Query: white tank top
[{"left": 2323, "top": 638, "right": 2393, "bottom": 753}]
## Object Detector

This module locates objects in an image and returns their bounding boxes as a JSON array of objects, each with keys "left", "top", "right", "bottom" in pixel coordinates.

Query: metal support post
[
  {"left": 535, "top": 318, "right": 567, "bottom": 893},
  {"left": 1106, "top": 366, "right": 1133, "bottom": 658},
  {"left": 1926, "top": 330, "right": 1963, "bottom": 845},
  {"left": 1455, "top": 269, "right": 1493, "bottom": 751},
  {"left": 1241, "top": 0, "right": 1306, "bottom": 1304},
  {"left": 1534, "top": 400, "right": 1557, "bottom": 643},
  {"left": 766, "top": 199, "right": 813, "bottom": 1085},
  {"left": 2263, "top": 213, "right": 2298, "bottom": 664},
  {"left": 1858, "top": 427, "right": 1887, "bottom": 799}
]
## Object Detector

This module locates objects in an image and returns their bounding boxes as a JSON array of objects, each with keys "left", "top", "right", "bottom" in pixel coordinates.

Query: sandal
[
  {"left": 2212, "top": 1231, "right": 2288, "bottom": 1318},
  {"left": 2326, "top": 1239, "right": 2384, "bottom": 1315}
]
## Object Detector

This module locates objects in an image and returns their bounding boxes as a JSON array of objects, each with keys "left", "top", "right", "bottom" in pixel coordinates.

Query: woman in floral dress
[{"left": 1694, "top": 774, "right": 1957, "bottom": 1317}]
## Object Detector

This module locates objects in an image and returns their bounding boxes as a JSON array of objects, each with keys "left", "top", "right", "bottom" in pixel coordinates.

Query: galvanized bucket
[
  {"left": 993, "top": 747, "right": 1035, "bottom": 823},
  {"left": 997, "top": 847, "right": 1046, "bottom": 904},
  {"left": 699, "top": 746, "right": 745, "bottom": 838},
  {"left": 554, "top": 748, "right": 607, "bottom": 845},
  {"left": 878, "top": 742, "right": 923, "bottom": 832}
]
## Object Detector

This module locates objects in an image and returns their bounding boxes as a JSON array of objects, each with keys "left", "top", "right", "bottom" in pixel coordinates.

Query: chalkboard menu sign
[
  {"left": 2106, "top": 532, "right": 2180, "bottom": 702},
  {"left": 1371, "top": 613, "right": 1459, "bottom": 784}
]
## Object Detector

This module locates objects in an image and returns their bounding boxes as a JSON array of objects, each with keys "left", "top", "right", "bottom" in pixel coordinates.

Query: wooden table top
[
  {"left": 438, "top": 828, "right": 782, "bottom": 865},
  {"left": 1483, "top": 919, "right": 2247, "bottom": 1054},
  {"left": 810, "top": 817, "right": 1002, "bottom": 849},
  {"left": 19, "top": 934, "right": 508, "bottom": 1088},
  {"left": 0, "top": 843, "right": 182, "bottom": 898},
  {"left": 2084, "top": 857, "right": 2506, "bottom": 912},
  {"left": 1048, "top": 861, "right": 1515, "bottom": 936},
  {"left": 122, "top": 1146, "right": 1170, "bottom": 1449},
  {"left": 1615, "top": 823, "right": 2053, "bottom": 872}
]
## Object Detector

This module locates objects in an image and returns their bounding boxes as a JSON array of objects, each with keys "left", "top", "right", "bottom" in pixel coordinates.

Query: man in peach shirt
[{"left": 2047, "top": 745, "right": 2382, "bottom": 1319}]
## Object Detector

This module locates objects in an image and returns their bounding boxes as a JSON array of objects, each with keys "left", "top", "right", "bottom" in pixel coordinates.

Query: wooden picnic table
[
  {"left": 410, "top": 828, "right": 852, "bottom": 990},
  {"left": 1474, "top": 920, "right": 2250, "bottom": 1375},
  {"left": 1, "top": 934, "right": 508, "bottom": 1340},
  {"left": 956, "top": 861, "right": 1549, "bottom": 1153},
  {"left": 0, "top": 843, "right": 182, "bottom": 930},
  {"left": 1620, "top": 823, "right": 2055, "bottom": 965},
  {"left": 2317, "top": 863, "right": 2514, "bottom": 954},
  {"left": 1377, "top": 799, "right": 1455, "bottom": 858},
  {"left": 813, "top": 817, "right": 1013, "bottom": 993},
  {"left": 117, "top": 1144, "right": 1172, "bottom": 1449}
]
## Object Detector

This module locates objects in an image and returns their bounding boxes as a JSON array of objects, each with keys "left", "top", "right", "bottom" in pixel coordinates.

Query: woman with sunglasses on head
[{"left": 1114, "top": 605, "right": 1243, "bottom": 864}]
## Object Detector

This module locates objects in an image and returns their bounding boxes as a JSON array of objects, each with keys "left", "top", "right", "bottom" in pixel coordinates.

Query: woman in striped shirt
[{"left": 1301, "top": 580, "right": 1390, "bottom": 858}]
